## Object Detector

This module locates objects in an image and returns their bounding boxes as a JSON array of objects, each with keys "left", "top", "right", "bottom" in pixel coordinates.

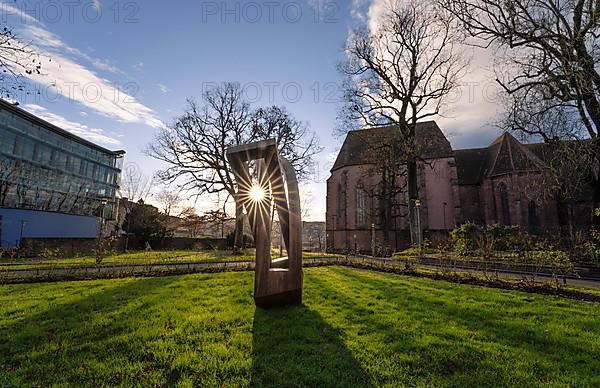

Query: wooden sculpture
[{"left": 226, "top": 139, "right": 303, "bottom": 308}]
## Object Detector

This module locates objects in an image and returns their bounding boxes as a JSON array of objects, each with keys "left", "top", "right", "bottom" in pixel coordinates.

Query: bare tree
[
  {"left": 120, "top": 162, "right": 154, "bottom": 202},
  {"left": 177, "top": 207, "right": 204, "bottom": 238},
  {"left": 201, "top": 209, "right": 232, "bottom": 238},
  {"left": 544, "top": 142, "right": 595, "bottom": 232},
  {"left": 0, "top": 156, "right": 17, "bottom": 207},
  {"left": 147, "top": 82, "right": 321, "bottom": 251},
  {"left": 251, "top": 106, "right": 321, "bottom": 182},
  {"left": 118, "top": 163, "right": 155, "bottom": 248},
  {"left": 300, "top": 189, "right": 314, "bottom": 221},
  {"left": 508, "top": 99, "right": 595, "bottom": 232},
  {"left": 148, "top": 83, "right": 251, "bottom": 250},
  {"left": 340, "top": 0, "right": 466, "bottom": 244},
  {"left": 441, "top": 0, "right": 600, "bottom": 222},
  {"left": 303, "top": 221, "right": 326, "bottom": 252},
  {"left": 177, "top": 207, "right": 232, "bottom": 238},
  {"left": 155, "top": 189, "right": 182, "bottom": 216},
  {"left": 0, "top": 26, "right": 44, "bottom": 98}
]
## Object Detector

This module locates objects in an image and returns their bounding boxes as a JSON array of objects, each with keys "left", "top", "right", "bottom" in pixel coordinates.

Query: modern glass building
[{"left": 0, "top": 99, "right": 124, "bottom": 219}]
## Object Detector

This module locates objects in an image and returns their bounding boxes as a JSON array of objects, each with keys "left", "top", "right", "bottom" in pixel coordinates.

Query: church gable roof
[
  {"left": 332, "top": 124, "right": 551, "bottom": 183},
  {"left": 484, "top": 132, "right": 546, "bottom": 177},
  {"left": 454, "top": 132, "right": 548, "bottom": 185},
  {"left": 331, "top": 121, "right": 453, "bottom": 171}
]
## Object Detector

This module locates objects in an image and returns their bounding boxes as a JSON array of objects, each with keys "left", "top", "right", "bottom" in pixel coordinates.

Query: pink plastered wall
[{"left": 422, "top": 158, "right": 456, "bottom": 230}]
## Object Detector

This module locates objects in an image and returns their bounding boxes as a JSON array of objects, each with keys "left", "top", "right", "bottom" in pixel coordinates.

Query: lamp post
[
  {"left": 371, "top": 223, "right": 376, "bottom": 257},
  {"left": 443, "top": 201, "right": 447, "bottom": 230},
  {"left": 18, "top": 219, "right": 26, "bottom": 250},
  {"left": 331, "top": 215, "right": 337, "bottom": 251},
  {"left": 353, "top": 233, "right": 357, "bottom": 254},
  {"left": 394, "top": 208, "right": 399, "bottom": 251},
  {"left": 415, "top": 199, "right": 422, "bottom": 258},
  {"left": 96, "top": 198, "right": 109, "bottom": 265}
]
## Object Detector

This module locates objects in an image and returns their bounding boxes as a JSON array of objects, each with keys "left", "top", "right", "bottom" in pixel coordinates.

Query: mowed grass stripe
[{"left": 0, "top": 267, "right": 598, "bottom": 387}]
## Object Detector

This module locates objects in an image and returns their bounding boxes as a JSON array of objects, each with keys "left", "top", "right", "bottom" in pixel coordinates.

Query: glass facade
[{"left": 0, "top": 101, "right": 124, "bottom": 219}]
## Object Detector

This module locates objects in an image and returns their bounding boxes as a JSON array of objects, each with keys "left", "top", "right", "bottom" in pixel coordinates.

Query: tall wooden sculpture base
[
  {"left": 227, "top": 139, "right": 303, "bottom": 309},
  {"left": 255, "top": 288, "right": 302, "bottom": 309}
]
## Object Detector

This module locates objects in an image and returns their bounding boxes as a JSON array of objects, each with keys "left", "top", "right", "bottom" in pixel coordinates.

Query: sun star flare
[{"left": 249, "top": 184, "right": 266, "bottom": 203}]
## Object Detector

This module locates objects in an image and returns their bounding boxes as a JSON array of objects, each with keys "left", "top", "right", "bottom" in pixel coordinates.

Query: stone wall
[
  {"left": 138, "top": 237, "right": 227, "bottom": 251},
  {"left": 19, "top": 238, "right": 101, "bottom": 257},
  {"left": 18, "top": 236, "right": 227, "bottom": 257}
]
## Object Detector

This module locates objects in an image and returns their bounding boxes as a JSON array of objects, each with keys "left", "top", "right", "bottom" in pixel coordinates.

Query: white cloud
[
  {"left": 0, "top": 2, "right": 39, "bottom": 24},
  {"left": 25, "top": 26, "right": 163, "bottom": 128},
  {"left": 79, "top": 111, "right": 88, "bottom": 116},
  {"left": 366, "top": 0, "right": 389, "bottom": 33},
  {"left": 15, "top": 24, "right": 165, "bottom": 129},
  {"left": 24, "top": 104, "right": 122, "bottom": 147},
  {"left": 350, "top": 0, "right": 370, "bottom": 21},
  {"left": 13, "top": 20, "right": 123, "bottom": 75},
  {"left": 157, "top": 83, "right": 171, "bottom": 94},
  {"left": 89, "top": 58, "right": 123, "bottom": 75},
  {"left": 348, "top": 0, "right": 500, "bottom": 148}
]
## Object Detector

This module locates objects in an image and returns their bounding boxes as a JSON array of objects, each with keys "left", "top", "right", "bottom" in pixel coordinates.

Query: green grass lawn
[
  {"left": 0, "top": 249, "right": 338, "bottom": 271},
  {"left": 1, "top": 267, "right": 599, "bottom": 387}
]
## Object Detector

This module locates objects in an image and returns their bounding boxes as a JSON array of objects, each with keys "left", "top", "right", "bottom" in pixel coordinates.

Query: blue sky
[{"left": 3, "top": 0, "right": 503, "bottom": 220}]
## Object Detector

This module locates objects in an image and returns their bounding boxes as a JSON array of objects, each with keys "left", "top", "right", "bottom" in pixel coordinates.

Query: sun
[{"left": 249, "top": 184, "right": 266, "bottom": 203}]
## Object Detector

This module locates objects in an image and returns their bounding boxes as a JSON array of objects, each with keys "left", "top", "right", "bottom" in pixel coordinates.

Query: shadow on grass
[
  {"left": 0, "top": 276, "right": 182, "bottom": 386},
  {"left": 337, "top": 267, "right": 596, "bottom": 353},
  {"left": 251, "top": 304, "right": 370, "bottom": 387},
  {"left": 313, "top": 267, "right": 600, "bottom": 386}
]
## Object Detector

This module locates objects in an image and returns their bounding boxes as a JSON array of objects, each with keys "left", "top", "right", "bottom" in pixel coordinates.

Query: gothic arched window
[
  {"left": 498, "top": 182, "right": 510, "bottom": 225},
  {"left": 356, "top": 184, "right": 366, "bottom": 228}
]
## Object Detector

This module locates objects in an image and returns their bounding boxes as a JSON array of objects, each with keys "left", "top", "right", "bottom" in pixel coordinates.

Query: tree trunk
[
  {"left": 592, "top": 144, "right": 600, "bottom": 227},
  {"left": 381, "top": 169, "right": 392, "bottom": 247},
  {"left": 234, "top": 194, "right": 244, "bottom": 252},
  {"left": 591, "top": 176, "right": 600, "bottom": 227},
  {"left": 568, "top": 201, "right": 575, "bottom": 242},
  {"left": 407, "top": 160, "right": 419, "bottom": 245}
]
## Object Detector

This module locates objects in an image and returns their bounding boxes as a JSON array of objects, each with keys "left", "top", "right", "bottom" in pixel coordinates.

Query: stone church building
[{"left": 326, "top": 121, "right": 593, "bottom": 252}]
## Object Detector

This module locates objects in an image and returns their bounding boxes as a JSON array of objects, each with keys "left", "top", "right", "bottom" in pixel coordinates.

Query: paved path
[
  {"left": 347, "top": 256, "right": 600, "bottom": 289},
  {"left": 415, "top": 261, "right": 600, "bottom": 288},
  {"left": 2, "top": 256, "right": 600, "bottom": 289}
]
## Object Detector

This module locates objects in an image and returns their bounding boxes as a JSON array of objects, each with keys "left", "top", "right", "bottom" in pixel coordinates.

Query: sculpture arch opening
[{"left": 226, "top": 139, "right": 303, "bottom": 308}]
